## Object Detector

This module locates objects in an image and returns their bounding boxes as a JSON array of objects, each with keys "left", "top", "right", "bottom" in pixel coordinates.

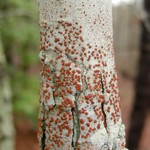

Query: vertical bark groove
[
  {"left": 41, "top": 102, "right": 46, "bottom": 150},
  {"left": 101, "top": 102, "right": 108, "bottom": 131},
  {"left": 100, "top": 74, "right": 108, "bottom": 132},
  {"left": 71, "top": 101, "right": 81, "bottom": 150},
  {"left": 41, "top": 128, "right": 46, "bottom": 150}
]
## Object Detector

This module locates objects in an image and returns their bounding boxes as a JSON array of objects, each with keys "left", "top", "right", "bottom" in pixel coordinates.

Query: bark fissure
[
  {"left": 51, "top": 73, "right": 57, "bottom": 109},
  {"left": 71, "top": 95, "right": 81, "bottom": 150},
  {"left": 52, "top": 91, "right": 57, "bottom": 108},
  {"left": 83, "top": 75, "right": 88, "bottom": 92},
  {"left": 71, "top": 108, "right": 75, "bottom": 148},
  {"left": 41, "top": 127, "right": 46, "bottom": 150},
  {"left": 74, "top": 101, "right": 80, "bottom": 150},
  {"left": 101, "top": 102, "right": 108, "bottom": 131},
  {"left": 100, "top": 75, "right": 105, "bottom": 94},
  {"left": 100, "top": 75, "right": 108, "bottom": 132},
  {"left": 41, "top": 106, "right": 46, "bottom": 150}
]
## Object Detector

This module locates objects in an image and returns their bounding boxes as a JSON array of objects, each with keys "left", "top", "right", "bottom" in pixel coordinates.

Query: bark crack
[
  {"left": 71, "top": 95, "right": 81, "bottom": 150},
  {"left": 51, "top": 71, "right": 57, "bottom": 109},
  {"left": 41, "top": 127, "right": 46, "bottom": 150},
  {"left": 41, "top": 103, "right": 46, "bottom": 150},
  {"left": 100, "top": 75, "right": 108, "bottom": 132},
  {"left": 71, "top": 107, "right": 75, "bottom": 148},
  {"left": 100, "top": 75, "right": 105, "bottom": 94},
  {"left": 101, "top": 102, "right": 107, "bottom": 130}
]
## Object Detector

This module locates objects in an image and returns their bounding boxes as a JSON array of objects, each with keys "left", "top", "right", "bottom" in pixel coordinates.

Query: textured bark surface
[
  {"left": 0, "top": 37, "right": 15, "bottom": 150},
  {"left": 38, "top": 0, "right": 127, "bottom": 149}
]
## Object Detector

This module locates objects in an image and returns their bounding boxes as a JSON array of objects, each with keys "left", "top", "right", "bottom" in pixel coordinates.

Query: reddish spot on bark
[
  {"left": 85, "top": 94, "right": 93, "bottom": 99},
  {"left": 106, "top": 89, "right": 110, "bottom": 93},
  {"left": 43, "top": 89, "right": 48, "bottom": 93},
  {"left": 97, "top": 124, "right": 101, "bottom": 129},
  {"left": 88, "top": 117, "right": 93, "bottom": 122},
  {"left": 97, "top": 99, "right": 101, "bottom": 103},
  {"left": 81, "top": 125, "right": 85, "bottom": 130},
  {"left": 89, "top": 127, "right": 93, "bottom": 132},
  {"left": 86, "top": 123, "right": 90, "bottom": 127},
  {"left": 53, "top": 92, "right": 58, "bottom": 97},
  {"left": 80, "top": 119, "right": 84, "bottom": 124},
  {"left": 67, "top": 89, "right": 73, "bottom": 94},
  {"left": 94, "top": 120, "right": 97, "bottom": 124},
  {"left": 65, "top": 62, "right": 71, "bottom": 67},
  {"left": 50, "top": 117, "right": 54, "bottom": 122},
  {"left": 75, "top": 83, "right": 81, "bottom": 91},
  {"left": 107, "top": 106, "right": 111, "bottom": 113}
]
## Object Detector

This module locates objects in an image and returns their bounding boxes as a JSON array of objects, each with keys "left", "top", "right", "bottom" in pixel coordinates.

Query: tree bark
[
  {"left": 0, "top": 36, "right": 15, "bottom": 150},
  {"left": 37, "top": 0, "right": 127, "bottom": 149}
]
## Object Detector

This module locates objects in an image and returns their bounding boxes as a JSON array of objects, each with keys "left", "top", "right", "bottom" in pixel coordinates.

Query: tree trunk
[
  {"left": 37, "top": 0, "right": 127, "bottom": 149},
  {"left": 0, "top": 36, "right": 15, "bottom": 150},
  {"left": 127, "top": 0, "right": 150, "bottom": 149}
]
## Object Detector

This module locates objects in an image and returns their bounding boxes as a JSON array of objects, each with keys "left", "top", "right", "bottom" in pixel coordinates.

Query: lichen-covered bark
[
  {"left": 0, "top": 37, "right": 15, "bottom": 150},
  {"left": 37, "top": 0, "right": 127, "bottom": 149}
]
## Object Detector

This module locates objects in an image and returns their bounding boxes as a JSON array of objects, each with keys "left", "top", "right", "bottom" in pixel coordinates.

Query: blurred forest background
[
  {"left": 0, "top": 0, "right": 150, "bottom": 150},
  {"left": 0, "top": 0, "right": 39, "bottom": 149}
]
